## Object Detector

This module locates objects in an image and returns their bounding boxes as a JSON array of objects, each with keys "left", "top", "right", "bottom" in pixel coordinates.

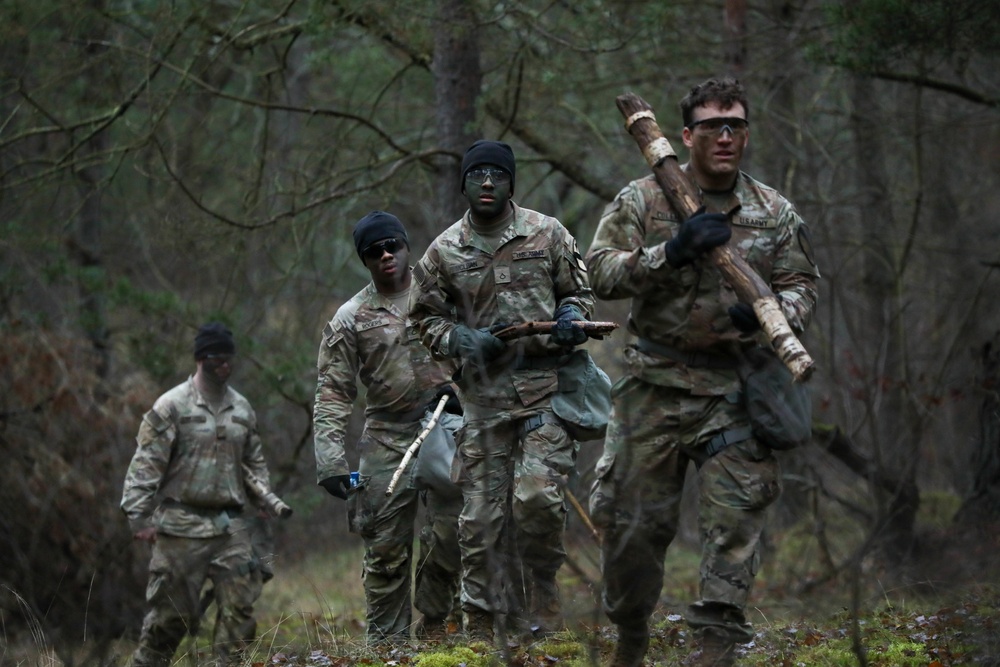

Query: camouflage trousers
[
  {"left": 348, "top": 420, "right": 462, "bottom": 642},
  {"left": 131, "top": 525, "right": 259, "bottom": 667},
  {"left": 454, "top": 404, "right": 576, "bottom": 619},
  {"left": 589, "top": 376, "right": 782, "bottom": 642}
]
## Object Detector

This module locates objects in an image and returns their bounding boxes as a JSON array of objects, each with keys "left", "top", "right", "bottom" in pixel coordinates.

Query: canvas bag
[
  {"left": 411, "top": 411, "right": 463, "bottom": 499},
  {"left": 551, "top": 349, "right": 613, "bottom": 441},
  {"left": 737, "top": 345, "right": 813, "bottom": 450}
]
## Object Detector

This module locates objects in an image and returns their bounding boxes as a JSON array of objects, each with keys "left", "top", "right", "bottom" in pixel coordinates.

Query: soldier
[
  {"left": 121, "top": 322, "right": 272, "bottom": 667},
  {"left": 313, "top": 211, "right": 462, "bottom": 644},
  {"left": 409, "top": 140, "right": 596, "bottom": 644},
  {"left": 586, "top": 78, "right": 820, "bottom": 667}
]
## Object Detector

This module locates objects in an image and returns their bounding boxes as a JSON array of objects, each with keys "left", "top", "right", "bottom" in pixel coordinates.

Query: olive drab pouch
[
  {"left": 550, "top": 349, "right": 613, "bottom": 441},
  {"left": 737, "top": 345, "right": 812, "bottom": 450},
  {"left": 412, "top": 411, "right": 463, "bottom": 500}
]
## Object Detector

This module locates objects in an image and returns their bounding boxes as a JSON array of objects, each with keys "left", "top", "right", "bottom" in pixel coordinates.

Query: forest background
[{"left": 2, "top": 0, "right": 1000, "bottom": 665}]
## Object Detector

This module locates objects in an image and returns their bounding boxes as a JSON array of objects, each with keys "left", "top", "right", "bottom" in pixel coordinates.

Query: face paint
[{"left": 465, "top": 174, "right": 512, "bottom": 224}]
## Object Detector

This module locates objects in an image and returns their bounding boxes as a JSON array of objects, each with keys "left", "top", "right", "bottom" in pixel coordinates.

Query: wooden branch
[
  {"left": 615, "top": 92, "right": 814, "bottom": 381},
  {"left": 386, "top": 395, "right": 449, "bottom": 496},
  {"left": 242, "top": 464, "right": 292, "bottom": 519},
  {"left": 491, "top": 320, "right": 619, "bottom": 341},
  {"left": 565, "top": 487, "right": 601, "bottom": 545}
]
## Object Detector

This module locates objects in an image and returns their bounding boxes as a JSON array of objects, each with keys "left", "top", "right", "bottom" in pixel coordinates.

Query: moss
[{"left": 414, "top": 645, "right": 500, "bottom": 667}]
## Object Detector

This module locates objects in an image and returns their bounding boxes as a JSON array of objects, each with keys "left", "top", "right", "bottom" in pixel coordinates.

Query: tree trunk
[
  {"left": 724, "top": 0, "right": 748, "bottom": 79},
  {"left": 430, "top": 0, "right": 481, "bottom": 244},
  {"left": 850, "top": 72, "right": 919, "bottom": 562},
  {"left": 955, "top": 332, "right": 1000, "bottom": 524}
]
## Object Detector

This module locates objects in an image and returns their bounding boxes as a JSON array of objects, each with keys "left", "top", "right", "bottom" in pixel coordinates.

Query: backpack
[
  {"left": 738, "top": 345, "right": 813, "bottom": 450},
  {"left": 551, "top": 349, "right": 613, "bottom": 441},
  {"left": 411, "top": 411, "right": 463, "bottom": 499}
]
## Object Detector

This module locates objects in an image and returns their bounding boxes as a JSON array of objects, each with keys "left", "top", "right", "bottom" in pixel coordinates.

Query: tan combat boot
[
  {"left": 697, "top": 627, "right": 736, "bottom": 667},
  {"left": 530, "top": 576, "right": 564, "bottom": 637},
  {"left": 463, "top": 610, "right": 495, "bottom": 645},
  {"left": 606, "top": 626, "right": 649, "bottom": 667},
  {"left": 415, "top": 615, "right": 450, "bottom": 642}
]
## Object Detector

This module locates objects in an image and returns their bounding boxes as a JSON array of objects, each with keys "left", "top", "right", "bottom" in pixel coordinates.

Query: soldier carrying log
[{"left": 586, "top": 78, "right": 820, "bottom": 667}]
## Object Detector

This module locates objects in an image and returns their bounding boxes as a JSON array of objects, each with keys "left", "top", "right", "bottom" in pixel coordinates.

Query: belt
[
  {"left": 162, "top": 500, "right": 242, "bottom": 517},
  {"left": 367, "top": 388, "right": 438, "bottom": 423},
  {"left": 635, "top": 338, "right": 738, "bottom": 370},
  {"left": 702, "top": 426, "right": 754, "bottom": 459},
  {"left": 513, "top": 354, "right": 571, "bottom": 371},
  {"left": 368, "top": 405, "right": 427, "bottom": 423},
  {"left": 520, "top": 412, "right": 562, "bottom": 436}
]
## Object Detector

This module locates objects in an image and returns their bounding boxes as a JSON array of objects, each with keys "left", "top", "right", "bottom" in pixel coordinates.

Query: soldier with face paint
[
  {"left": 586, "top": 78, "right": 820, "bottom": 667},
  {"left": 121, "top": 323, "right": 273, "bottom": 667},
  {"left": 409, "top": 140, "right": 596, "bottom": 645},
  {"left": 313, "top": 211, "right": 463, "bottom": 644}
]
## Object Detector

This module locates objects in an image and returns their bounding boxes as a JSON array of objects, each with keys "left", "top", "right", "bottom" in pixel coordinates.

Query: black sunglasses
[{"left": 362, "top": 238, "right": 405, "bottom": 261}]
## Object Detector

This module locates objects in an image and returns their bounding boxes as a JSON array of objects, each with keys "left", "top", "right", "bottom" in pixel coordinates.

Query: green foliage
[{"left": 819, "top": 0, "right": 1000, "bottom": 71}]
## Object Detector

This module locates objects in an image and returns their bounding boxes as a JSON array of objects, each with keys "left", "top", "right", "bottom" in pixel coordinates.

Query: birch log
[{"left": 616, "top": 92, "right": 814, "bottom": 382}]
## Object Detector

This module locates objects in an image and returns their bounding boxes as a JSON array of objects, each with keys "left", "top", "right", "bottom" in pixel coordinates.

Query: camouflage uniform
[
  {"left": 314, "top": 282, "right": 462, "bottom": 642},
  {"left": 409, "top": 203, "right": 594, "bottom": 628},
  {"left": 586, "top": 170, "right": 819, "bottom": 641},
  {"left": 121, "top": 377, "right": 270, "bottom": 667}
]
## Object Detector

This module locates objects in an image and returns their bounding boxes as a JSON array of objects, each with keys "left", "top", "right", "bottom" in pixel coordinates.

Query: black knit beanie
[
  {"left": 194, "top": 322, "right": 235, "bottom": 359},
  {"left": 352, "top": 210, "right": 408, "bottom": 260},
  {"left": 460, "top": 140, "right": 516, "bottom": 194}
]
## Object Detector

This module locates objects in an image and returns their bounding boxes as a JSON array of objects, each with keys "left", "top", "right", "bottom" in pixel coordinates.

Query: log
[
  {"left": 243, "top": 464, "right": 293, "bottom": 519},
  {"left": 491, "top": 320, "right": 619, "bottom": 341},
  {"left": 616, "top": 92, "right": 814, "bottom": 382}
]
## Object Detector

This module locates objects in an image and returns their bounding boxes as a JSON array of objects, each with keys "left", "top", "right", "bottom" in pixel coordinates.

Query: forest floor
[{"left": 201, "top": 517, "right": 1000, "bottom": 667}]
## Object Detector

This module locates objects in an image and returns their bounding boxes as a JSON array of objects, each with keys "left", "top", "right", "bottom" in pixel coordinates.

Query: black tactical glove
[
  {"left": 433, "top": 384, "right": 463, "bottom": 416},
  {"left": 549, "top": 304, "right": 588, "bottom": 347},
  {"left": 663, "top": 206, "right": 733, "bottom": 268},
  {"left": 728, "top": 302, "right": 761, "bottom": 333},
  {"left": 319, "top": 474, "right": 351, "bottom": 500},
  {"left": 448, "top": 324, "right": 506, "bottom": 362}
]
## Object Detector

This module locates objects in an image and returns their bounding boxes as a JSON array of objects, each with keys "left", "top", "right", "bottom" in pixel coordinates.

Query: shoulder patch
[
  {"left": 323, "top": 321, "right": 345, "bottom": 348},
  {"left": 797, "top": 225, "right": 817, "bottom": 267},
  {"left": 412, "top": 262, "right": 427, "bottom": 285},
  {"left": 142, "top": 409, "right": 169, "bottom": 434}
]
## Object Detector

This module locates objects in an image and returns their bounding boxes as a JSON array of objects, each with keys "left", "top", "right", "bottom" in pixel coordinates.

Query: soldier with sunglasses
[
  {"left": 409, "top": 140, "right": 596, "bottom": 646},
  {"left": 586, "top": 78, "right": 820, "bottom": 666},
  {"left": 313, "top": 211, "right": 463, "bottom": 644}
]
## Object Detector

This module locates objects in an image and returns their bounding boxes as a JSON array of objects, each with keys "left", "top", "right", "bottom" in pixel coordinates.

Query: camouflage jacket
[
  {"left": 313, "top": 282, "right": 456, "bottom": 482},
  {"left": 410, "top": 203, "right": 595, "bottom": 409},
  {"left": 586, "top": 169, "right": 819, "bottom": 395},
  {"left": 120, "top": 376, "right": 270, "bottom": 538}
]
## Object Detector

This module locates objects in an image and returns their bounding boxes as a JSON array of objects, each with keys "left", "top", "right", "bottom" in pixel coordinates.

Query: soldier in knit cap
[
  {"left": 409, "top": 140, "right": 596, "bottom": 645},
  {"left": 122, "top": 323, "right": 274, "bottom": 667},
  {"left": 313, "top": 211, "right": 463, "bottom": 644}
]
